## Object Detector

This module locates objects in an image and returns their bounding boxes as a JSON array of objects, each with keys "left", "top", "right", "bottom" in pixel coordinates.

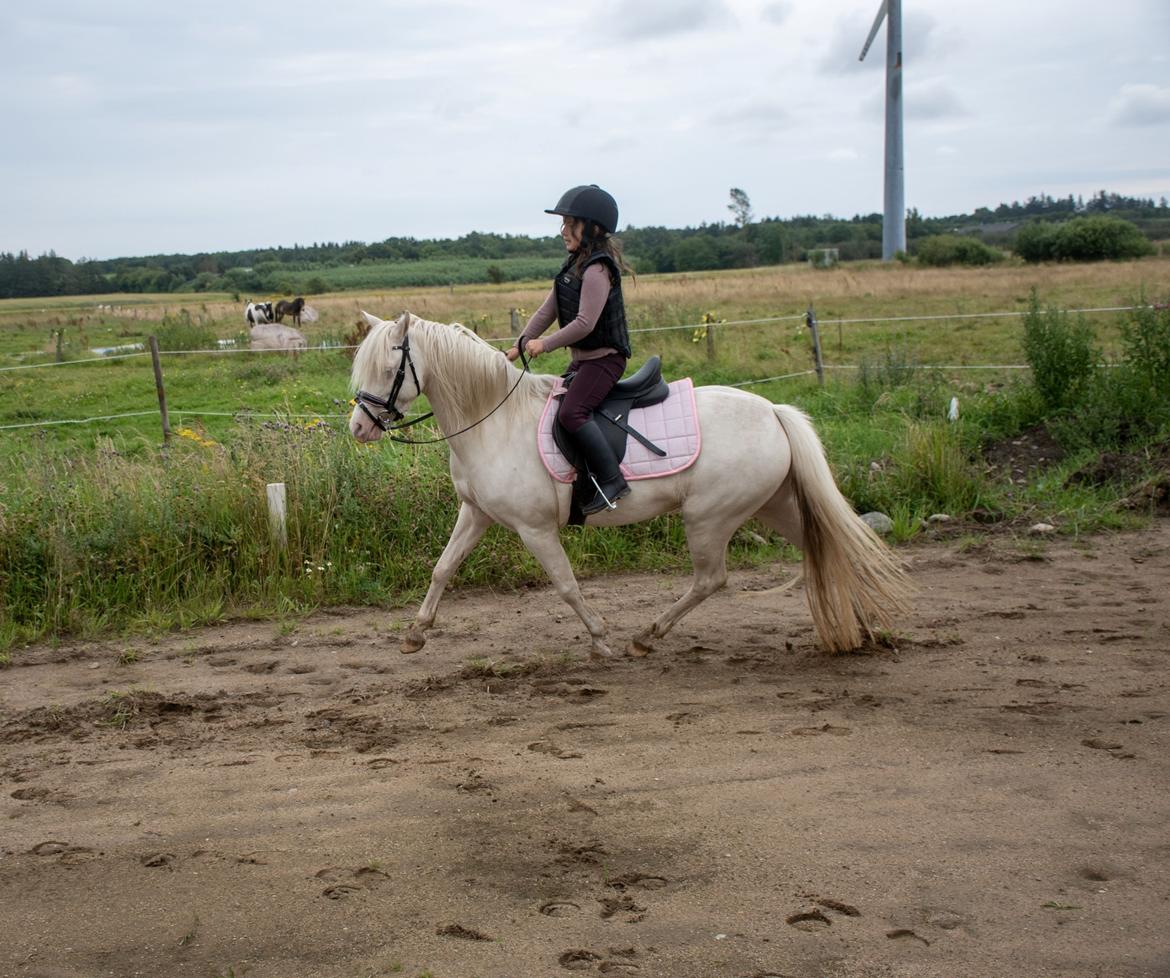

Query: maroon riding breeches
[{"left": 557, "top": 353, "right": 628, "bottom": 433}]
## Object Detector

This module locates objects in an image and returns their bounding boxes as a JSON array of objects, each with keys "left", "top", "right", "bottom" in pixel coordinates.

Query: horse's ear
[
  {"left": 360, "top": 310, "right": 382, "bottom": 329},
  {"left": 396, "top": 311, "right": 411, "bottom": 327}
]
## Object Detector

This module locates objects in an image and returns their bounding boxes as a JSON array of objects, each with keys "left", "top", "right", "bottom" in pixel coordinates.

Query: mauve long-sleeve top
[{"left": 517, "top": 262, "right": 618, "bottom": 363}]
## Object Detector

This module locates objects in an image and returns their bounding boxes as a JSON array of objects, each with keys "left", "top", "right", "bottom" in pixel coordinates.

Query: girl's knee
[{"left": 559, "top": 407, "right": 589, "bottom": 432}]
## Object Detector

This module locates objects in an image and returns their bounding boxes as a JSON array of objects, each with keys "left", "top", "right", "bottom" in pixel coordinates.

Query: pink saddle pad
[{"left": 537, "top": 378, "right": 701, "bottom": 484}]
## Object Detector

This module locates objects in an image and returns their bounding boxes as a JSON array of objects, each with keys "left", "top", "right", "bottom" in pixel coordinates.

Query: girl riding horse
[{"left": 506, "top": 185, "right": 633, "bottom": 516}]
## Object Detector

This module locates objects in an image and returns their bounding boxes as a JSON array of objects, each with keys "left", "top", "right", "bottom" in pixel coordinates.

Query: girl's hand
[{"left": 505, "top": 338, "right": 545, "bottom": 361}]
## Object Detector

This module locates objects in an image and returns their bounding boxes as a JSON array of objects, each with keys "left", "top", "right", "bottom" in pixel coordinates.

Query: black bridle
[
  {"left": 354, "top": 324, "right": 530, "bottom": 445},
  {"left": 355, "top": 329, "right": 425, "bottom": 432}
]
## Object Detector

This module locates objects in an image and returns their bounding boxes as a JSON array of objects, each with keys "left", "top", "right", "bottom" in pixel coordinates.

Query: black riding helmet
[{"left": 545, "top": 184, "right": 619, "bottom": 235}]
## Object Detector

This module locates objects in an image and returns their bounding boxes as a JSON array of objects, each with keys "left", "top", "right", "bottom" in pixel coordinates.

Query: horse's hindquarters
[{"left": 583, "top": 386, "right": 792, "bottom": 527}]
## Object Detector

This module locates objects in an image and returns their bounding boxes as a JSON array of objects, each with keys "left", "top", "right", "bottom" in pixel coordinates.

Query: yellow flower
[{"left": 176, "top": 427, "right": 217, "bottom": 448}]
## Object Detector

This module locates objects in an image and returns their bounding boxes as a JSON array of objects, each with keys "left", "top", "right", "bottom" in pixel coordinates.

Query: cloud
[
  {"left": 708, "top": 97, "right": 789, "bottom": 130},
  {"left": 1109, "top": 83, "right": 1170, "bottom": 126},
  {"left": 760, "top": 1, "right": 792, "bottom": 26},
  {"left": 604, "top": 0, "right": 734, "bottom": 41},
  {"left": 906, "top": 81, "right": 969, "bottom": 121}
]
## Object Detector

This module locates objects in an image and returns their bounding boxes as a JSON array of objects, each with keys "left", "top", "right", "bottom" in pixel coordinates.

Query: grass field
[
  {"left": 2, "top": 256, "right": 1166, "bottom": 456},
  {"left": 1, "top": 256, "right": 1167, "bottom": 652}
]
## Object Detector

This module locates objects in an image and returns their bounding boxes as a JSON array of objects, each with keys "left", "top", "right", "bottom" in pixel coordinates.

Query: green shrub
[
  {"left": 1013, "top": 221, "right": 1058, "bottom": 262},
  {"left": 1120, "top": 301, "right": 1170, "bottom": 390},
  {"left": 1015, "top": 216, "right": 1155, "bottom": 262},
  {"left": 915, "top": 234, "right": 1004, "bottom": 267},
  {"left": 1034, "top": 301, "right": 1170, "bottom": 452},
  {"left": 1020, "top": 293, "right": 1098, "bottom": 411},
  {"left": 1051, "top": 365, "right": 1160, "bottom": 451},
  {"left": 1056, "top": 216, "right": 1155, "bottom": 261}
]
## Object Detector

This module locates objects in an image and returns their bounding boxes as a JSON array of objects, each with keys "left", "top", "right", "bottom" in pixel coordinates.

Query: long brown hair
[{"left": 571, "top": 220, "right": 634, "bottom": 281}]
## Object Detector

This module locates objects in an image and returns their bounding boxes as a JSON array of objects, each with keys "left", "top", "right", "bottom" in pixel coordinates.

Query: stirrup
[{"left": 582, "top": 475, "right": 630, "bottom": 515}]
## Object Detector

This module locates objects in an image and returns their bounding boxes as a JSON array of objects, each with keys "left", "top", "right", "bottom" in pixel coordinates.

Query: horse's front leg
[
  {"left": 516, "top": 523, "right": 612, "bottom": 661},
  {"left": 403, "top": 500, "right": 493, "bottom": 654}
]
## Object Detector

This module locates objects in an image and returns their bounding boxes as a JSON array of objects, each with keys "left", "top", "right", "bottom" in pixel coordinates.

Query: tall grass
[{"left": 0, "top": 421, "right": 710, "bottom": 648}]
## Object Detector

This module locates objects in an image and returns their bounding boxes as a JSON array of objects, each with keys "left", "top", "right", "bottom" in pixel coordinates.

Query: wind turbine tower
[{"left": 859, "top": 0, "right": 905, "bottom": 259}]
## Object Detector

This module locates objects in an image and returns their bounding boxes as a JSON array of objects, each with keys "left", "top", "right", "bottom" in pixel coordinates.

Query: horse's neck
[{"left": 417, "top": 327, "right": 550, "bottom": 437}]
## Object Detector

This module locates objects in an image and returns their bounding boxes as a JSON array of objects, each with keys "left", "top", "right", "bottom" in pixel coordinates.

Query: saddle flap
[{"left": 540, "top": 378, "right": 700, "bottom": 486}]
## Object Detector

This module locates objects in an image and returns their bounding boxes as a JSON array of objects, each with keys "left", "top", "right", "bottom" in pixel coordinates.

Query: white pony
[{"left": 349, "top": 311, "right": 909, "bottom": 660}]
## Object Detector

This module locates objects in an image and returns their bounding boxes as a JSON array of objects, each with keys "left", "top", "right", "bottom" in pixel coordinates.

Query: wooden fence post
[
  {"left": 699, "top": 312, "right": 718, "bottom": 362},
  {"left": 806, "top": 305, "right": 825, "bottom": 386},
  {"left": 148, "top": 335, "right": 171, "bottom": 441},
  {"left": 510, "top": 308, "right": 520, "bottom": 335},
  {"left": 55, "top": 329, "right": 64, "bottom": 363}
]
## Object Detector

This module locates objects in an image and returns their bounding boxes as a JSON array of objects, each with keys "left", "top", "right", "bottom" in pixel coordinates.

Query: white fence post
[{"left": 266, "top": 483, "right": 288, "bottom": 551}]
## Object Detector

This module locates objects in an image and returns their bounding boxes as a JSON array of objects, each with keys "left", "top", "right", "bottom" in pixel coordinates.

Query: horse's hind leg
[
  {"left": 515, "top": 523, "right": 612, "bottom": 660},
  {"left": 631, "top": 516, "right": 737, "bottom": 657},
  {"left": 404, "top": 500, "right": 493, "bottom": 654},
  {"left": 753, "top": 482, "right": 803, "bottom": 549}
]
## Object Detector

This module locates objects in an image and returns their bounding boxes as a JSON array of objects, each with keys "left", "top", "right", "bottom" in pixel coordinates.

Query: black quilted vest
[{"left": 553, "top": 251, "right": 632, "bottom": 358}]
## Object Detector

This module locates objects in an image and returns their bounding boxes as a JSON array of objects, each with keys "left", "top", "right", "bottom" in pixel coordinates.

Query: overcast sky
[{"left": 3, "top": 0, "right": 1168, "bottom": 261}]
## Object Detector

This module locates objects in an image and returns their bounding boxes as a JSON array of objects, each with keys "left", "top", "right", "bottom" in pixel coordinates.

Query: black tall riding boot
[{"left": 572, "top": 419, "right": 630, "bottom": 515}]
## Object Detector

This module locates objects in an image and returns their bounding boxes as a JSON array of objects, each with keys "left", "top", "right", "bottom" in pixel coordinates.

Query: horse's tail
[{"left": 772, "top": 404, "right": 911, "bottom": 653}]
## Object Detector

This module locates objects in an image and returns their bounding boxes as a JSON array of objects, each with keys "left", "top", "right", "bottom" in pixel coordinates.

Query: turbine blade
[{"left": 859, "top": 0, "right": 889, "bottom": 61}]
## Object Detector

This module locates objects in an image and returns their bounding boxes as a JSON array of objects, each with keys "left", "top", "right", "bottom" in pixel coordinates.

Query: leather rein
[{"left": 354, "top": 326, "right": 530, "bottom": 446}]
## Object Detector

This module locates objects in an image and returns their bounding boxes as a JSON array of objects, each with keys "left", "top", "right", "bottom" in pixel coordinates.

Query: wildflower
[
  {"left": 176, "top": 427, "right": 217, "bottom": 448},
  {"left": 693, "top": 310, "right": 723, "bottom": 343}
]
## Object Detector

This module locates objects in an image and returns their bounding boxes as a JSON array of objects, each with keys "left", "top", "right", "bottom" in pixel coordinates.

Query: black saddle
[{"left": 553, "top": 356, "right": 671, "bottom": 524}]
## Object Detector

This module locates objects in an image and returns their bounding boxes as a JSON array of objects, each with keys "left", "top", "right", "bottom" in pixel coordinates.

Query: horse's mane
[{"left": 351, "top": 313, "right": 556, "bottom": 428}]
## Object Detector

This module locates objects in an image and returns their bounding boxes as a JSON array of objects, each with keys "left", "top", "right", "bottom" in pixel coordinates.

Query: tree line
[{"left": 2, "top": 191, "right": 1167, "bottom": 299}]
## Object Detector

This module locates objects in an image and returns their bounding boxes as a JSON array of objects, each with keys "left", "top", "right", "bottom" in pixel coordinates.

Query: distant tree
[
  {"left": 905, "top": 207, "right": 927, "bottom": 239},
  {"left": 673, "top": 236, "right": 719, "bottom": 271},
  {"left": 727, "top": 188, "right": 753, "bottom": 227}
]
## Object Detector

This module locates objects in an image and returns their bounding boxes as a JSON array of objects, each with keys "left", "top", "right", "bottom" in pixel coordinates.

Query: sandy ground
[{"left": 2, "top": 522, "right": 1169, "bottom": 978}]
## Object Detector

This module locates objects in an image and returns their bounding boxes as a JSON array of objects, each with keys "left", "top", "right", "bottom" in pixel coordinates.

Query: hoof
[
  {"left": 400, "top": 630, "right": 427, "bottom": 655},
  {"left": 589, "top": 641, "right": 614, "bottom": 662},
  {"left": 628, "top": 637, "right": 654, "bottom": 658}
]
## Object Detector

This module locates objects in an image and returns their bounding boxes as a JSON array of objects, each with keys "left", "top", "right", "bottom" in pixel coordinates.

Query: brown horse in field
[{"left": 274, "top": 297, "right": 305, "bottom": 327}]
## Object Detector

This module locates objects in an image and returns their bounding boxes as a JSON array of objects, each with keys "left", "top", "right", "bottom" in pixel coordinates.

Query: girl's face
[{"left": 560, "top": 217, "right": 583, "bottom": 251}]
